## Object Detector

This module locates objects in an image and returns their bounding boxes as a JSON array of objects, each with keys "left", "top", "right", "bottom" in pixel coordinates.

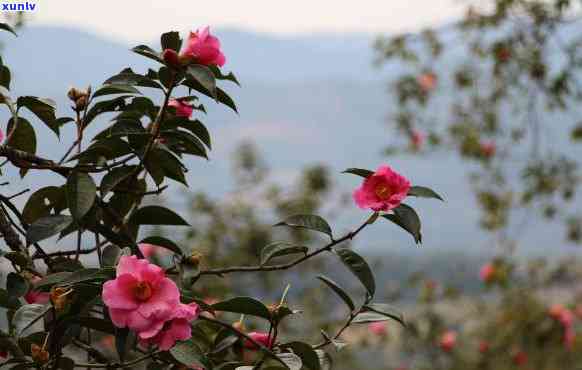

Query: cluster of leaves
[
  {"left": 0, "top": 24, "right": 442, "bottom": 370},
  {"left": 375, "top": 0, "right": 582, "bottom": 246}
]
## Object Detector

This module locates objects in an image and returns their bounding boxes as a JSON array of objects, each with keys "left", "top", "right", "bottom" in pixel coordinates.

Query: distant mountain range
[{"left": 0, "top": 25, "right": 578, "bottom": 258}]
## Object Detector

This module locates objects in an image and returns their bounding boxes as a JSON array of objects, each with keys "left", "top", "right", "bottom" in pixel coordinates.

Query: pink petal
[
  {"left": 102, "top": 275, "right": 139, "bottom": 310},
  {"left": 138, "top": 278, "right": 179, "bottom": 318},
  {"left": 109, "top": 308, "right": 130, "bottom": 328}
]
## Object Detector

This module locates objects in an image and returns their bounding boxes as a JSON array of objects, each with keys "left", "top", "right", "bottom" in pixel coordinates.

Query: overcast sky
[{"left": 30, "top": 0, "right": 466, "bottom": 42}]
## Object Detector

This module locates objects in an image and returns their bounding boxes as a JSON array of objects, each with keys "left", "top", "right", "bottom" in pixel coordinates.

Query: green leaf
[
  {"left": 277, "top": 353, "right": 302, "bottom": 370},
  {"left": 6, "top": 117, "right": 36, "bottom": 176},
  {"left": 0, "top": 65, "right": 11, "bottom": 89},
  {"left": 260, "top": 242, "right": 308, "bottom": 265},
  {"left": 16, "top": 97, "right": 59, "bottom": 137},
  {"left": 187, "top": 65, "right": 217, "bottom": 98},
  {"left": 92, "top": 84, "right": 141, "bottom": 98},
  {"left": 7, "top": 273, "right": 28, "bottom": 298},
  {"left": 335, "top": 249, "right": 376, "bottom": 297},
  {"left": 316, "top": 275, "right": 355, "bottom": 311},
  {"left": 382, "top": 203, "right": 422, "bottom": 244},
  {"left": 161, "top": 31, "right": 182, "bottom": 52},
  {"left": 211, "top": 297, "right": 271, "bottom": 320},
  {"left": 170, "top": 339, "right": 211, "bottom": 369},
  {"left": 104, "top": 68, "right": 162, "bottom": 89},
  {"left": 74, "top": 317, "right": 116, "bottom": 335},
  {"left": 131, "top": 45, "right": 163, "bottom": 63},
  {"left": 100, "top": 166, "right": 138, "bottom": 196},
  {"left": 408, "top": 186, "right": 444, "bottom": 201},
  {"left": 282, "top": 342, "right": 321, "bottom": 370},
  {"left": 209, "top": 65, "right": 240, "bottom": 85},
  {"left": 357, "top": 303, "right": 405, "bottom": 327},
  {"left": 139, "top": 236, "right": 184, "bottom": 255},
  {"left": 342, "top": 168, "right": 373, "bottom": 178},
  {"left": 22, "top": 186, "right": 66, "bottom": 224},
  {"left": 12, "top": 304, "right": 50, "bottom": 337},
  {"left": 0, "top": 23, "right": 17, "bottom": 36},
  {"left": 26, "top": 215, "right": 73, "bottom": 244},
  {"left": 0, "top": 288, "right": 21, "bottom": 309},
  {"left": 130, "top": 206, "right": 189, "bottom": 226},
  {"left": 274, "top": 214, "right": 333, "bottom": 238},
  {"left": 84, "top": 96, "right": 128, "bottom": 126},
  {"left": 66, "top": 171, "right": 97, "bottom": 221}
]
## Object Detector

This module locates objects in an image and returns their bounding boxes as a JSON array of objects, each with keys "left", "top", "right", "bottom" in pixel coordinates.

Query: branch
[{"left": 196, "top": 216, "right": 371, "bottom": 277}]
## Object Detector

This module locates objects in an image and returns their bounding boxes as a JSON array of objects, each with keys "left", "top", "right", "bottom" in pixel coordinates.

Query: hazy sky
[{"left": 30, "top": 0, "right": 465, "bottom": 42}]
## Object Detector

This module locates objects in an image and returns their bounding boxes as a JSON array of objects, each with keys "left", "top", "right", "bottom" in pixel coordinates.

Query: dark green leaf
[
  {"left": 84, "top": 96, "right": 128, "bottom": 126},
  {"left": 130, "top": 206, "right": 189, "bottom": 226},
  {"left": 187, "top": 65, "right": 217, "bottom": 98},
  {"left": 260, "top": 242, "right": 308, "bottom": 265},
  {"left": 357, "top": 303, "right": 405, "bottom": 326},
  {"left": 282, "top": 342, "right": 321, "bottom": 370},
  {"left": 13, "top": 304, "right": 50, "bottom": 337},
  {"left": 209, "top": 65, "right": 240, "bottom": 85},
  {"left": 316, "top": 275, "right": 355, "bottom": 311},
  {"left": 274, "top": 214, "right": 332, "bottom": 238},
  {"left": 0, "top": 65, "right": 11, "bottom": 89},
  {"left": 6, "top": 117, "right": 36, "bottom": 175},
  {"left": 0, "top": 23, "right": 17, "bottom": 36},
  {"left": 170, "top": 339, "right": 211, "bottom": 369},
  {"left": 335, "top": 249, "right": 376, "bottom": 297},
  {"left": 383, "top": 203, "right": 422, "bottom": 244},
  {"left": 26, "top": 215, "right": 73, "bottom": 244},
  {"left": 66, "top": 171, "right": 97, "bottom": 221},
  {"left": 100, "top": 166, "right": 138, "bottom": 196},
  {"left": 408, "top": 185, "right": 444, "bottom": 201},
  {"left": 22, "top": 186, "right": 65, "bottom": 224},
  {"left": 93, "top": 84, "right": 141, "bottom": 98},
  {"left": 211, "top": 297, "right": 271, "bottom": 320},
  {"left": 277, "top": 353, "right": 302, "bottom": 370},
  {"left": 104, "top": 68, "right": 162, "bottom": 89},
  {"left": 131, "top": 45, "right": 163, "bottom": 63},
  {"left": 139, "top": 236, "right": 183, "bottom": 255},
  {"left": 161, "top": 31, "right": 182, "bottom": 52},
  {"left": 16, "top": 97, "right": 58, "bottom": 137},
  {"left": 7, "top": 273, "right": 28, "bottom": 298},
  {"left": 0, "top": 288, "right": 21, "bottom": 309},
  {"left": 342, "top": 168, "right": 373, "bottom": 178}
]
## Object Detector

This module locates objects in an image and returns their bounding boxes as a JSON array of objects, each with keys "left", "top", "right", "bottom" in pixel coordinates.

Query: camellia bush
[{"left": 0, "top": 23, "right": 442, "bottom": 370}]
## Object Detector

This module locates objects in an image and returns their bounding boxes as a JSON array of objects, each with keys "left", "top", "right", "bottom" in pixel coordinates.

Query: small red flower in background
[
  {"left": 410, "top": 129, "right": 425, "bottom": 150},
  {"left": 180, "top": 26, "right": 226, "bottom": 67},
  {"left": 512, "top": 350, "right": 527, "bottom": 366},
  {"left": 368, "top": 322, "right": 388, "bottom": 336},
  {"left": 0, "top": 128, "right": 4, "bottom": 143},
  {"left": 417, "top": 72, "right": 437, "bottom": 92},
  {"left": 0, "top": 351, "right": 7, "bottom": 359},
  {"left": 244, "top": 332, "right": 274, "bottom": 349},
  {"left": 168, "top": 99, "right": 194, "bottom": 118},
  {"left": 439, "top": 331, "right": 457, "bottom": 352},
  {"left": 353, "top": 165, "right": 410, "bottom": 212},
  {"left": 549, "top": 304, "right": 576, "bottom": 349},
  {"left": 478, "top": 341, "right": 490, "bottom": 354},
  {"left": 24, "top": 276, "right": 50, "bottom": 304},
  {"left": 479, "top": 263, "right": 495, "bottom": 283},
  {"left": 480, "top": 140, "right": 496, "bottom": 158}
]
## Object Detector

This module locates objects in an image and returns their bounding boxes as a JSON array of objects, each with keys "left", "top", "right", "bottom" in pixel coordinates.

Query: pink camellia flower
[
  {"left": 139, "top": 303, "right": 200, "bottom": 351},
  {"left": 410, "top": 129, "right": 425, "bottom": 150},
  {"left": 480, "top": 141, "right": 496, "bottom": 158},
  {"left": 244, "top": 332, "right": 274, "bottom": 350},
  {"left": 181, "top": 26, "right": 226, "bottom": 67},
  {"left": 353, "top": 165, "right": 411, "bottom": 212},
  {"left": 102, "top": 256, "right": 180, "bottom": 334},
  {"left": 439, "top": 331, "right": 457, "bottom": 352},
  {"left": 168, "top": 99, "right": 194, "bottom": 118},
  {"left": 24, "top": 276, "right": 50, "bottom": 304},
  {"left": 417, "top": 72, "right": 437, "bottom": 92},
  {"left": 479, "top": 263, "right": 495, "bottom": 283},
  {"left": 369, "top": 322, "right": 388, "bottom": 336},
  {"left": 162, "top": 48, "right": 180, "bottom": 67}
]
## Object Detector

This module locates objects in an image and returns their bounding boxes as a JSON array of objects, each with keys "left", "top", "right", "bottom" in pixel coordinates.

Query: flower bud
[
  {"left": 30, "top": 344, "right": 49, "bottom": 364},
  {"left": 50, "top": 286, "right": 72, "bottom": 312},
  {"left": 75, "top": 95, "right": 88, "bottom": 111},
  {"left": 162, "top": 48, "right": 180, "bottom": 67},
  {"left": 67, "top": 87, "right": 84, "bottom": 101},
  {"left": 244, "top": 332, "right": 274, "bottom": 350},
  {"left": 187, "top": 252, "right": 202, "bottom": 268},
  {"left": 232, "top": 321, "right": 245, "bottom": 332}
]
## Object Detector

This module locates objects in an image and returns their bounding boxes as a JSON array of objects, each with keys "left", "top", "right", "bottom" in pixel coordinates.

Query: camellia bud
[
  {"left": 50, "top": 286, "right": 72, "bottom": 312},
  {"left": 162, "top": 48, "right": 180, "bottom": 67},
  {"left": 187, "top": 252, "right": 202, "bottom": 268},
  {"left": 67, "top": 87, "right": 83, "bottom": 102},
  {"left": 75, "top": 95, "right": 88, "bottom": 111},
  {"left": 30, "top": 344, "right": 49, "bottom": 364},
  {"left": 67, "top": 86, "right": 90, "bottom": 111},
  {"left": 232, "top": 321, "right": 245, "bottom": 332}
]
